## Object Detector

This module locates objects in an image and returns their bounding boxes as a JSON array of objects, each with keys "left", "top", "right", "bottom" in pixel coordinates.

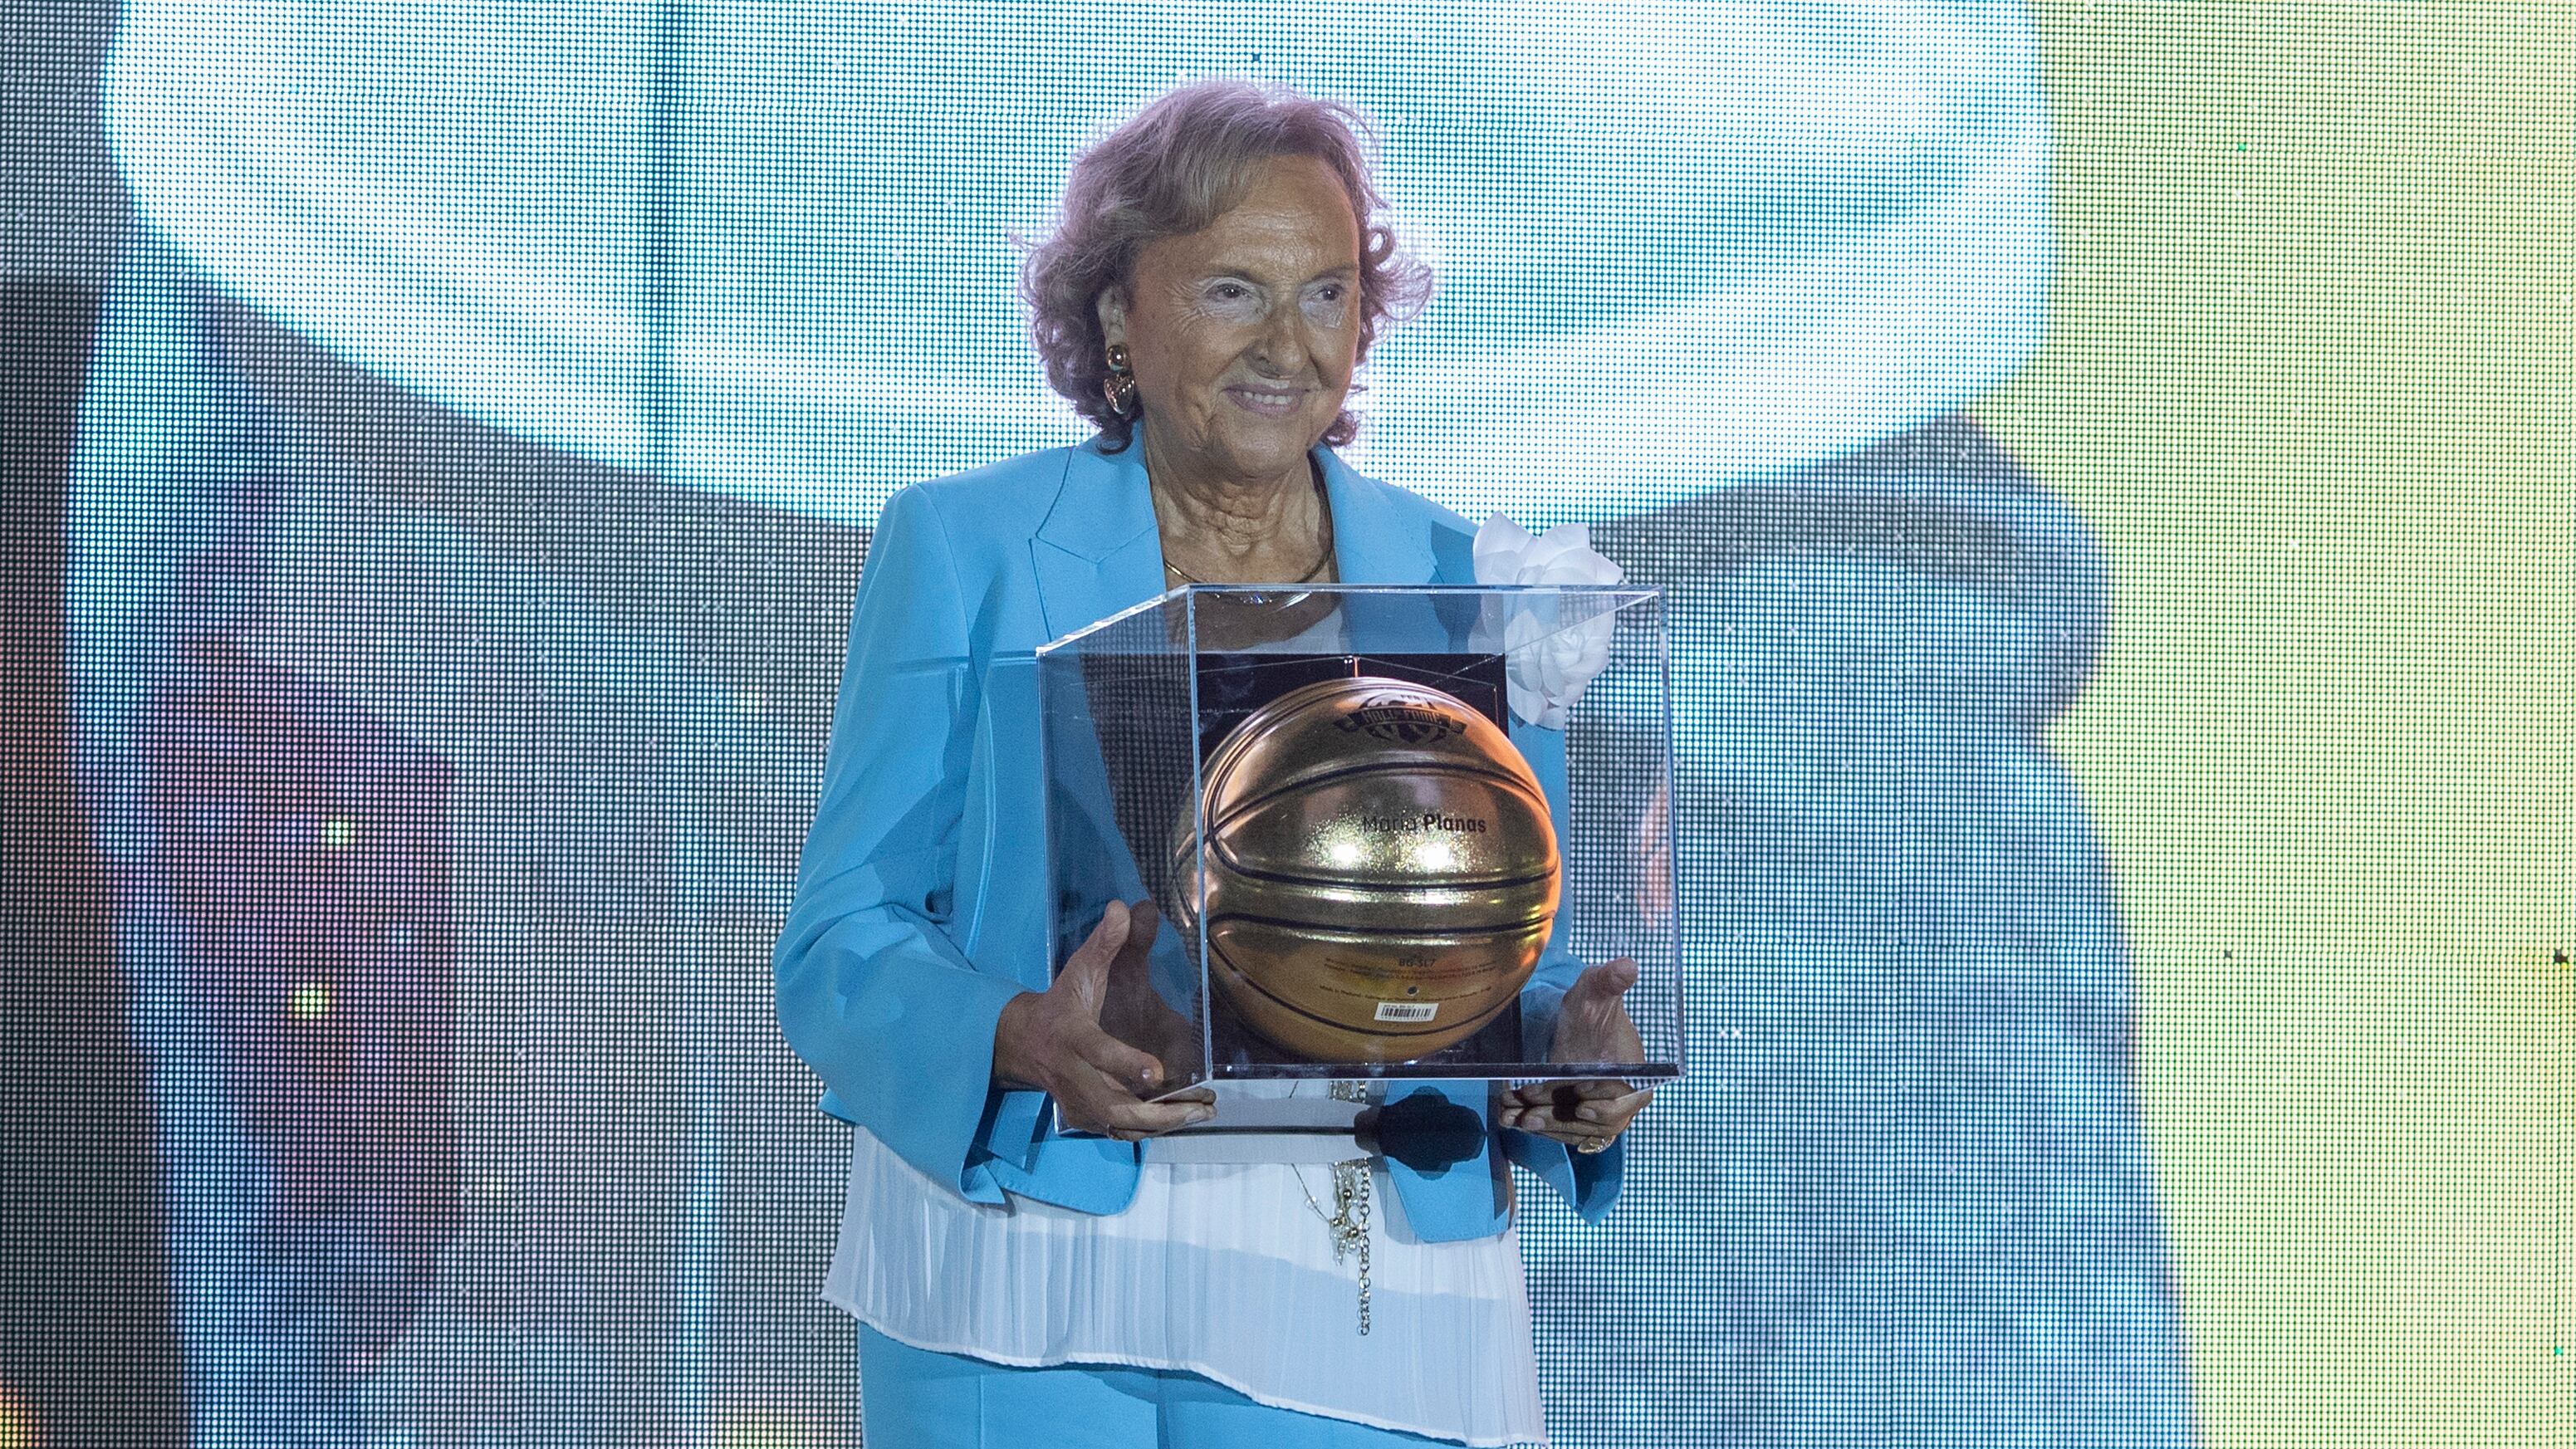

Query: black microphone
[{"left": 1351, "top": 1091, "right": 1485, "bottom": 1172}]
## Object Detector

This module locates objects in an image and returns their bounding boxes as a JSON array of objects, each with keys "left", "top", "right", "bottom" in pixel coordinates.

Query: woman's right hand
[{"left": 992, "top": 899, "right": 1217, "bottom": 1141}]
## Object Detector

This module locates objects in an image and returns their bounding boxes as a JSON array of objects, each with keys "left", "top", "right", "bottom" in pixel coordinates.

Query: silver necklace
[{"left": 1289, "top": 1080, "right": 1374, "bottom": 1335}]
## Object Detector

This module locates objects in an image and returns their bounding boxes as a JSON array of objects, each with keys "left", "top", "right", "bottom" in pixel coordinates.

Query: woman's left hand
[{"left": 1496, "top": 957, "right": 1653, "bottom": 1154}]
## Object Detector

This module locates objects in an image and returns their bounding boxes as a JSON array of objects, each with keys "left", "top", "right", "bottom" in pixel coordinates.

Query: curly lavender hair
[{"left": 1020, "top": 77, "right": 1433, "bottom": 451}]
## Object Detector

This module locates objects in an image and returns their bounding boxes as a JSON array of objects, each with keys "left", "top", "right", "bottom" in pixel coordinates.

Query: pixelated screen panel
[
  {"left": 105, "top": 0, "right": 2048, "bottom": 527},
  {"left": 10, "top": 1, "right": 2565, "bottom": 1447}
]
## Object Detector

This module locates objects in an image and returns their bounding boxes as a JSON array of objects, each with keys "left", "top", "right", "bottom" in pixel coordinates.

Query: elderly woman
[{"left": 772, "top": 79, "right": 1648, "bottom": 1449}]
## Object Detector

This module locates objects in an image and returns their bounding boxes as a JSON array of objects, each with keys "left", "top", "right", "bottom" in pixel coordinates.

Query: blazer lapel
[
  {"left": 1318, "top": 448, "right": 1442, "bottom": 585},
  {"left": 1031, "top": 438, "right": 1166, "bottom": 643}
]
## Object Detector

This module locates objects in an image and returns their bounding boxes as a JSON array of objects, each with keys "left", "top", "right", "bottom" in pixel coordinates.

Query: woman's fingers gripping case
[
  {"left": 1552, "top": 957, "right": 1647, "bottom": 1064},
  {"left": 1055, "top": 898, "right": 1141, "bottom": 1019},
  {"left": 1094, "top": 898, "right": 1202, "bottom": 1089},
  {"left": 1005, "top": 899, "right": 1216, "bottom": 1140},
  {"left": 1498, "top": 1079, "right": 1653, "bottom": 1148},
  {"left": 1501, "top": 956, "right": 1653, "bottom": 1148}
]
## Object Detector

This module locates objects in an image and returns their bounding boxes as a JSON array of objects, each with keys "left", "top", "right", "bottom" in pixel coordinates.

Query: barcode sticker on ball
[{"left": 1374, "top": 1001, "right": 1437, "bottom": 1023}]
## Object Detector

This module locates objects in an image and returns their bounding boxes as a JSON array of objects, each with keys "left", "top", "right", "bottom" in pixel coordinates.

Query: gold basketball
[{"left": 1168, "top": 676, "right": 1561, "bottom": 1062}]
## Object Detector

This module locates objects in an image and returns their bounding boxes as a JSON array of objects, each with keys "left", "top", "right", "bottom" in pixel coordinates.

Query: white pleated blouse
[{"left": 820, "top": 1086, "right": 1547, "bottom": 1447}]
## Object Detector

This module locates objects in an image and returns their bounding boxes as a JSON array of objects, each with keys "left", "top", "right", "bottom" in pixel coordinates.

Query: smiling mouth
[{"left": 1225, "top": 385, "right": 1306, "bottom": 416}]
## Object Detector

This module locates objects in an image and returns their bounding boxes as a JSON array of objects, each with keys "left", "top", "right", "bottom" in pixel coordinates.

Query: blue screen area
[{"left": 61, "top": 3, "right": 2199, "bottom": 1447}]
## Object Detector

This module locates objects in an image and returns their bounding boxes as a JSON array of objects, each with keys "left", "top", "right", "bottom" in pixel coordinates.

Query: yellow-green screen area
[{"left": 1978, "top": 4, "right": 2573, "bottom": 1446}]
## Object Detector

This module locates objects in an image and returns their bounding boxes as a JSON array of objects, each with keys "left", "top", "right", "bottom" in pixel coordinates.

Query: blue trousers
[{"left": 855, "top": 1324, "right": 1462, "bottom": 1449}]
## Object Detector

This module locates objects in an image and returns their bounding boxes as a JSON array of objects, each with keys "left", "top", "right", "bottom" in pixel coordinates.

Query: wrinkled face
[{"left": 1097, "top": 154, "right": 1364, "bottom": 488}]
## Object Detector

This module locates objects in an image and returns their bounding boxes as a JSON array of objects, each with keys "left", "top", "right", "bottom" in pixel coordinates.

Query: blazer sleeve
[
  {"left": 1501, "top": 716, "right": 1626, "bottom": 1221},
  {"left": 772, "top": 485, "right": 1032, "bottom": 1202}
]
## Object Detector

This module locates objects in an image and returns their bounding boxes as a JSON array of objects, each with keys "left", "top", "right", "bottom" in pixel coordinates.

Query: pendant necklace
[{"left": 1288, "top": 1079, "right": 1375, "bottom": 1335}]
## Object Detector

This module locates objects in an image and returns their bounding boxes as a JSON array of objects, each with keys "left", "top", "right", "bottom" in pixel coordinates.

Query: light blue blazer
[{"left": 772, "top": 434, "right": 1623, "bottom": 1242}]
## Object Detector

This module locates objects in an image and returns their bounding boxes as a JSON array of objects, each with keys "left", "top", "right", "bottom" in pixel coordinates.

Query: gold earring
[{"left": 1102, "top": 343, "right": 1139, "bottom": 418}]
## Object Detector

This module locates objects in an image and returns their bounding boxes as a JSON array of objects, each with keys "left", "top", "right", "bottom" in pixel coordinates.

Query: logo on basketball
[{"left": 1333, "top": 698, "right": 1467, "bottom": 746}]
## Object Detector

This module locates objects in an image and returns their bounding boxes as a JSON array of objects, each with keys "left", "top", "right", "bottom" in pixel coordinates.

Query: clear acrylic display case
[{"left": 1036, "top": 585, "right": 1681, "bottom": 1138}]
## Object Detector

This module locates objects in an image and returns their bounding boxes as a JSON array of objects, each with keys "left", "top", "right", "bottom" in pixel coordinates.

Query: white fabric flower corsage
[{"left": 1472, "top": 512, "right": 1625, "bottom": 729}]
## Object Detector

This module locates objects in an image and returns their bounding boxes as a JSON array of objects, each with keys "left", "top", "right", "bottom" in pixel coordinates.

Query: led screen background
[{"left": 1, "top": 2, "right": 2567, "bottom": 1448}]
